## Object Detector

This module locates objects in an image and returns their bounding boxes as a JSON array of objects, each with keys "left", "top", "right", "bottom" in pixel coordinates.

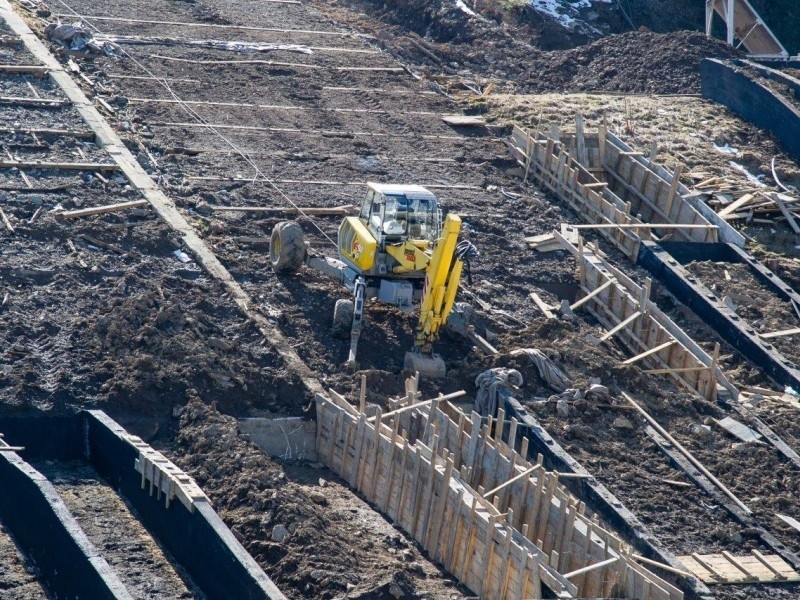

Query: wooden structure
[
  {"left": 554, "top": 231, "right": 737, "bottom": 402},
  {"left": 706, "top": 0, "right": 789, "bottom": 60},
  {"left": 507, "top": 123, "right": 744, "bottom": 261},
  {"left": 680, "top": 551, "right": 800, "bottom": 584},
  {"left": 316, "top": 386, "right": 684, "bottom": 600}
]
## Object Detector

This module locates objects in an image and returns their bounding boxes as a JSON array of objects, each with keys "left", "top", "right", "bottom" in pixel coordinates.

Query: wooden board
[{"left": 679, "top": 552, "right": 800, "bottom": 584}]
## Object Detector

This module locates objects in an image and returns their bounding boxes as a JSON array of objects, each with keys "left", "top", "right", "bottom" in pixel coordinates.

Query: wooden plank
[
  {"left": 56, "top": 200, "right": 150, "bottom": 219},
  {"left": 441, "top": 115, "right": 486, "bottom": 126},
  {"left": 600, "top": 311, "right": 642, "bottom": 342},
  {"left": 776, "top": 513, "right": 800, "bottom": 534},
  {"left": 0, "top": 64, "right": 48, "bottom": 73},
  {"left": 623, "top": 392, "right": 751, "bottom": 514},
  {"left": 571, "top": 223, "right": 716, "bottom": 230},
  {"left": 530, "top": 293, "right": 556, "bottom": 319},
  {"left": 622, "top": 340, "right": 676, "bottom": 365},
  {"left": 571, "top": 279, "right": 613, "bottom": 311},
  {"left": 211, "top": 205, "right": 355, "bottom": 215},
  {"left": 773, "top": 193, "right": 800, "bottom": 234},
  {"left": 760, "top": 327, "right": 800, "bottom": 340},
  {"left": 0, "top": 159, "right": 119, "bottom": 171}
]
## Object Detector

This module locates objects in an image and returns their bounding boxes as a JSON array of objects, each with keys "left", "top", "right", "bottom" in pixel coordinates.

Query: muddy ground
[
  {"left": 0, "top": 519, "right": 46, "bottom": 599},
  {"left": 686, "top": 261, "right": 800, "bottom": 366},
  {"left": 168, "top": 397, "right": 466, "bottom": 600},
  {"left": 501, "top": 319, "right": 800, "bottom": 600},
  {"left": 34, "top": 460, "right": 197, "bottom": 599},
  {"left": 313, "top": 0, "right": 739, "bottom": 93},
  {"left": 1, "top": 0, "right": 800, "bottom": 597}
]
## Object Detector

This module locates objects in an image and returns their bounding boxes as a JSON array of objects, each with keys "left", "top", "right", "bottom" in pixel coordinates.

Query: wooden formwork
[
  {"left": 507, "top": 124, "right": 643, "bottom": 261},
  {"left": 554, "top": 231, "right": 738, "bottom": 402},
  {"left": 316, "top": 390, "right": 684, "bottom": 600},
  {"left": 507, "top": 124, "right": 745, "bottom": 257}
]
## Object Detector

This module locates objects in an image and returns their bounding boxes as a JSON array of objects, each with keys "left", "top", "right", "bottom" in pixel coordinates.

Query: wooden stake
[
  {"left": 0, "top": 207, "right": 14, "bottom": 233},
  {"left": 571, "top": 280, "right": 613, "bottom": 311},
  {"left": 622, "top": 340, "right": 676, "bottom": 365},
  {"left": 57, "top": 200, "right": 149, "bottom": 219},
  {"left": 600, "top": 311, "right": 641, "bottom": 342},
  {"left": 622, "top": 392, "right": 751, "bottom": 514}
]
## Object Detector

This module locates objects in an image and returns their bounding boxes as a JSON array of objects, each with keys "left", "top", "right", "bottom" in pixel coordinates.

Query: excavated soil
[
  {"left": 0, "top": 519, "right": 47, "bottom": 599},
  {"left": 686, "top": 261, "right": 800, "bottom": 366},
  {"left": 167, "top": 397, "right": 466, "bottom": 600},
  {"left": 33, "top": 460, "right": 197, "bottom": 599},
  {"left": 2, "top": 0, "right": 800, "bottom": 597},
  {"left": 499, "top": 319, "right": 800, "bottom": 600},
  {"left": 313, "top": 0, "right": 740, "bottom": 93}
]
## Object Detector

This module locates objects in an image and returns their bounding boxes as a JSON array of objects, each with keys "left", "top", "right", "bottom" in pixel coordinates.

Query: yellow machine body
[{"left": 338, "top": 216, "right": 378, "bottom": 272}]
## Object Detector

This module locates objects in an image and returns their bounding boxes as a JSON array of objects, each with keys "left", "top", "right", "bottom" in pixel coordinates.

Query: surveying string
[{"left": 53, "top": 0, "right": 338, "bottom": 247}]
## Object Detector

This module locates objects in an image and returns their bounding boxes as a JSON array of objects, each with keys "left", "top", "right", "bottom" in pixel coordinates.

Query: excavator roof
[{"left": 367, "top": 182, "right": 438, "bottom": 200}]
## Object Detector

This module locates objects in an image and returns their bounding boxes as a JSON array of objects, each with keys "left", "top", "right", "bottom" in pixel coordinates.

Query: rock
[
  {"left": 195, "top": 200, "right": 213, "bottom": 216},
  {"left": 318, "top": 478, "right": 328, "bottom": 487},
  {"left": 744, "top": 393, "right": 763, "bottom": 407},
  {"left": 559, "top": 299, "right": 575, "bottom": 320},
  {"left": 586, "top": 384, "right": 610, "bottom": 400},
  {"left": 389, "top": 584, "right": 405, "bottom": 599},
  {"left": 271, "top": 524, "right": 288, "bottom": 542},
  {"left": 556, "top": 398, "right": 570, "bottom": 418},
  {"left": 585, "top": 334, "right": 602, "bottom": 346},
  {"left": 309, "top": 491, "right": 327, "bottom": 505},
  {"left": 208, "top": 336, "right": 234, "bottom": 352},
  {"left": 612, "top": 417, "right": 634, "bottom": 430},
  {"left": 692, "top": 424, "right": 712, "bottom": 440}
]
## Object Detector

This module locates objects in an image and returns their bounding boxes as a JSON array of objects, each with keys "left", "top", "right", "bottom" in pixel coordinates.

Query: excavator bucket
[{"left": 404, "top": 351, "right": 446, "bottom": 379}]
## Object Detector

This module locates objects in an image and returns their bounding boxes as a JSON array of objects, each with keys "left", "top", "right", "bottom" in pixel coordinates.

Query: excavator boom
[{"left": 405, "top": 213, "right": 464, "bottom": 377}]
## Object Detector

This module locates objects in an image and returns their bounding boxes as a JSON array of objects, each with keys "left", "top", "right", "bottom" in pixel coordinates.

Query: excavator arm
[{"left": 406, "top": 214, "right": 464, "bottom": 373}]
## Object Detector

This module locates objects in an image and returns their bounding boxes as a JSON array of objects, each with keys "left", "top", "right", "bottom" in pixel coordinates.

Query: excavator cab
[{"left": 359, "top": 183, "right": 441, "bottom": 246}]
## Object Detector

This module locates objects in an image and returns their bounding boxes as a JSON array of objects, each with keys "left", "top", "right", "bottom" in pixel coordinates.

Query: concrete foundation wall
[
  {"left": 84, "top": 410, "right": 286, "bottom": 600},
  {"left": 0, "top": 449, "right": 130, "bottom": 599},
  {"left": 637, "top": 241, "right": 800, "bottom": 390},
  {"left": 701, "top": 58, "right": 800, "bottom": 161}
]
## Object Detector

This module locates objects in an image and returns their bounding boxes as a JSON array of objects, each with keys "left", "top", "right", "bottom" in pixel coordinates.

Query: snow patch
[
  {"left": 530, "top": 0, "right": 612, "bottom": 30},
  {"left": 729, "top": 161, "right": 767, "bottom": 187}
]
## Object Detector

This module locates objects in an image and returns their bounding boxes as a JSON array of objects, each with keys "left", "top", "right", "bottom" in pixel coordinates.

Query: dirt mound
[
  {"left": 170, "top": 398, "right": 466, "bottom": 600},
  {"left": 317, "top": 0, "right": 740, "bottom": 94},
  {"left": 519, "top": 30, "right": 742, "bottom": 94}
]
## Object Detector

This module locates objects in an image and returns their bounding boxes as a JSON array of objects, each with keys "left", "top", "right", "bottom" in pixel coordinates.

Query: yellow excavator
[{"left": 269, "top": 183, "right": 476, "bottom": 377}]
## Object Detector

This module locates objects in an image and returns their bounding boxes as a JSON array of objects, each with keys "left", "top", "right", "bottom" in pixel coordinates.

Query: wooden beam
[
  {"left": 570, "top": 280, "right": 613, "bottom": 311},
  {"left": 773, "top": 193, "right": 800, "bottom": 234},
  {"left": 570, "top": 223, "right": 717, "bottom": 230},
  {"left": 622, "top": 392, "right": 751, "bottom": 514},
  {"left": 600, "top": 311, "right": 642, "bottom": 342},
  {"left": 530, "top": 292, "right": 556, "bottom": 319},
  {"left": 621, "top": 340, "right": 676, "bottom": 365},
  {"left": 0, "top": 64, "right": 48, "bottom": 73},
  {"left": 643, "top": 366, "right": 713, "bottom": 375},
  {"left": 0, "top": 207, "right": 14, "bottom": 233},
  {"left": 211, "top": 205, "right": 356, "bottom": 216},
  {"left": 563, "top": 556, "right": 619, "bottom": 579},
  {"left": 632, "top": 554, "right": 694, "bottom": 578},
  {"left": 367, "top": 391, "right": 466, "bottom": 423},
  {"left": 482, "top": 464, "right": 541, "bottom": 499},
  {"left": 0, "top": 159, "right": 119, "bottom": 171},
  {"left": 0, "top": 446, "right": 24, "bottom": 451},
  {"left": 760, "top": 327, "right": 800, "bottom": 339},
  {"left": 150, "top": 55, "right": 403, "bottom": 72},
  {"left": 57, "top": 200, "right": 150, "bottom": 219}
]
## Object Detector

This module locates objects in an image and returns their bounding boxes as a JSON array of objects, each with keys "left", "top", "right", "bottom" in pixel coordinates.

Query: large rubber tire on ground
[
  {"left": 270, "top": 221, "right": 306, "bottom": 274},
  {"left": 331, "top": 299, "right": 354, "bottom": 339}
]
